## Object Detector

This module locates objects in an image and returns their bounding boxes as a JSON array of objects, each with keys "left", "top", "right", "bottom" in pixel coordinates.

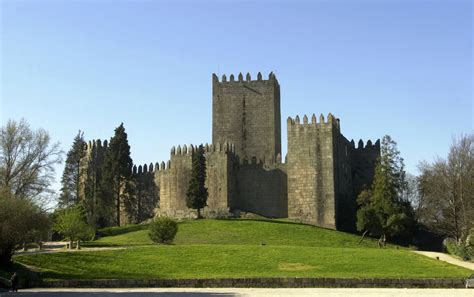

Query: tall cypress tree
[
  {"left": 186, "top": 144, "right": 208, "bottom": 218},
  {"left": 59, "top": 131, "right": 86, "bottom": 208},
  {"left": 101, "top": 123, "right": 133, "bottom": 226}
]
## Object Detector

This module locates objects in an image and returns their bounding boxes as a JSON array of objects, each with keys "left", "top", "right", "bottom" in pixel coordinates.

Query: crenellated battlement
[
  {"left": 350, "top": 139, "right": 381, "bottom": 151},
  {"left": 212, "top": 72, "right": 277, "bottom": 84},
  {"left": 287, "top": 113, "right": 340, "bottom": 131},
  {"left": 170, "top": 142, "right": 236, "bottom": 157},
  {"left": 84, "top": 139, "right": 108, "bottom": 151},
  {"left": 132, "top": 162, "right": 159, "bottom": 175},
  {"left": 170, "top": 144, "right": 196, "bottom": 156}
]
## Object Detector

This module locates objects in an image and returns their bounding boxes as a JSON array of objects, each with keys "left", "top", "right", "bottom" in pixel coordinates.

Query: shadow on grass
[
  {"left": 81, "top": 242, "right": 122, "bottom": 248},
  {"left": 0, "top": 262, "right": 43, "bottom": 290}
]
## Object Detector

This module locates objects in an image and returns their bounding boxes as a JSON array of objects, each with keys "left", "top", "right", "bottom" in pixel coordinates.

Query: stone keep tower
[{"left": 212, "top": 72, "right": 281, "bottom": 164}]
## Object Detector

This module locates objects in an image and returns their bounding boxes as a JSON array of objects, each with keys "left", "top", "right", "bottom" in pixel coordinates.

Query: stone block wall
[
  {"left": 235, "top": 161, "right": 288, "bottom": 218},
  {"left": 155, "top": 143, "right": 235, "bottom": 218},
  {"left": 205, "top": 143, "right": 236, "bottom": 210},
  {"left": 156, "top": 145, "right": 192, "bottom": 212},
  {"left": 351, "top": 139, "right": 380, "bottom": 199},
  {"left": 333, "top": 134, "right": 356, "bottom": 231},
  {"left": 286, "top": 114, "right": 339, "bottom": 228},
  {"left": 212, "top": 72, "right": 281, "bottom": 165}
]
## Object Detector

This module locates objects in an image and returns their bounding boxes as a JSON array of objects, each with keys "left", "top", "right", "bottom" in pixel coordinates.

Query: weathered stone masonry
[{"left": 81, "top": 72, "right": 380, "bottom": 230}]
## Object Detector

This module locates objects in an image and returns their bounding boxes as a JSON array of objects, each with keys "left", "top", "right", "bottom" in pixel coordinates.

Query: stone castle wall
[
  {"left": 212, "top": 72, "right": 281, "bottom": 164},
  {"left": 155, "top": 143, "right": 236, "bottom": 219},
  {"left": 286, "top": 114, "right": 339, "bottom": 228},
  {"left": 235, "top": 161, "right": 288, "bottom": 218},
  {"left": 79, "top": 72, "right": 380, "bottom": 230}
]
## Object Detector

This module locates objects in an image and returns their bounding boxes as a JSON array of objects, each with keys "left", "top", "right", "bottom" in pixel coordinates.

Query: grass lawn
[
  {"left": 90, "top": 219, "right": 392, "bottom": 248},
  {"left": 12, "top": 219, "right": 474, "bottom": 280}
]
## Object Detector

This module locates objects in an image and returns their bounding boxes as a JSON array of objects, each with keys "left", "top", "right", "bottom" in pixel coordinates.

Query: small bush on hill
[{"left": 149, "top": 217, "right": 178, "bottom": 244}]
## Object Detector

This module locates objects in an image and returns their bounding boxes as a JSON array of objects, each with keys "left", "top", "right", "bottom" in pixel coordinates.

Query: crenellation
[
  {"left": 303, "top": 114, "right": 308, "bottom": 125},
  {"left": 213, "top": 72, "right": 278, "bottom": 85}
]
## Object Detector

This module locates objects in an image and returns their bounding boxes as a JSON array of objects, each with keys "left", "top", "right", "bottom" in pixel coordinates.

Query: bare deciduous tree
[
  {"left": 417, "top": 134, "right": 474, "bottom": 242},
  {"left": 0, "top": 119, "right": 63, "bottom": 203}
]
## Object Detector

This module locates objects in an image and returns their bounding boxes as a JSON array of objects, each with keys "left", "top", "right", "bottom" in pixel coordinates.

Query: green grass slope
[
  {"left": 91, "top": 219, "right": 389, "bottom": 248},
  {"left": 14, "top": 219, "right": 473, "bottom": 280}
]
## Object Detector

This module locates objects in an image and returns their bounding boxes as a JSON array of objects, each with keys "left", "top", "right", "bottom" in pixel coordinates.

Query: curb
[{"left": 25, "top": 277, "right": 468, "bottom": 288}]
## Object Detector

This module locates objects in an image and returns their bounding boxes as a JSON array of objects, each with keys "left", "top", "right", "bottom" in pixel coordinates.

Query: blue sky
[{"left": 1, "top": 0, "right": 472, "bottom": 193}]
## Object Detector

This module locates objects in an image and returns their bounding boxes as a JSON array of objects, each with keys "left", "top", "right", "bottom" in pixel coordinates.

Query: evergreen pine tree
[
  {"left": 59, "top": 131, "right": 86, "bottom": 208},
  {"left": 186, "top": 144, "right": 208, "bottom": 218},
  {"left": 82, "top": 143, "right": 108, "bottom": 228},
  {"left": 101, "top": 123, "right": 133, "bottom": 226},
  {"left": 356, "top": 135, "right": 415, "bottom": 246}
]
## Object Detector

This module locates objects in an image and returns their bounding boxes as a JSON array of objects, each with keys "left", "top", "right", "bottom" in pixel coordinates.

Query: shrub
[
  {"left": 445, "top": 238, "right": 473, "bottom": 261},
  {"left": 0, "top": 190, "right": 50, "bottom": 265},
  {"left": 148, "top": 217, "right": 178, "bottom": 244}
]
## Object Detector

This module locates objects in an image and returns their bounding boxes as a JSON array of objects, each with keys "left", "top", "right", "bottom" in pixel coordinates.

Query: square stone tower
[{"left": 212, "top": 72, "right": 281, "bottom": 163}]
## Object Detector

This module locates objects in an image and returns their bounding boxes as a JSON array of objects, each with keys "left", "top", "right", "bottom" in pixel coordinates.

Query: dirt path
[
  {"left": 413, "top": 251, "right": 474, "bottom": 271},
  {"left": 14, "top": 242, "right": 125, "bottom": 255}
]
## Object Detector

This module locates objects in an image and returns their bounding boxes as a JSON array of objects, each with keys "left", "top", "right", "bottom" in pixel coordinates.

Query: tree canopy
[
  {"left": 0, "top": 119, "right": 62, "bottom": 204},
  {"left": 53, "top": 206, "right": 95, "bottom": 248},
  {"left": 186, "top": 144, "right": 208, "bottom": 218},
  {"left": 356, "top": 135, "right": 415, "bottom": 245},
  {"left": 101, "top": 123, "right": 133, "bottom": 226},
  {"left": 0, "top": 189, "right": 50, "bottom": 264},
  {"left": 417, "top": 134, "right": 473, "bottom": 242},
  {"left": 59, "top": 131, "right": 86, "bottom": 208}
]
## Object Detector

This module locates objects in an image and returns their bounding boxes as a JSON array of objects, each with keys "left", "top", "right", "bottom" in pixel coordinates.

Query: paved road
[
  {"left": 414, "top": 251, "right": 474, "bottom": 271},
  {"left": 1, "top": 288, "right": 473, "bottom": 297}
]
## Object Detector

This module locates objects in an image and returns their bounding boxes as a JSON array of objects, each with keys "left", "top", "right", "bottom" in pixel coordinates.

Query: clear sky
[{"left": 1, "top": 0, "right": 472, "bottom": 193}]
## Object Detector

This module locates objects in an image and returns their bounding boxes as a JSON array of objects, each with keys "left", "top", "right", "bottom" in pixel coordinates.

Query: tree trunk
[
  {"left": 197, "top": 208, "right": 201, "bottom": 219},
  {"left": 116, "top": 188, "right": 121, "bottom": 227},
  {"left": 69, "top": 240, "right": 73, "bottom": 250},
  {"left": 378, "top": 234, "right": 386, "bottom": 248},
  {"left": 358, "top": 230, "right": 368, "bottom": 244},
  {"left": 76, "top": 240, "right": 80, "bottom": 250}
]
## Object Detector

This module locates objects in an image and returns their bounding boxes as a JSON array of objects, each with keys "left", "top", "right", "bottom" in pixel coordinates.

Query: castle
[{"left": 82, "top": 72, "right": 380, "bottom": 231}]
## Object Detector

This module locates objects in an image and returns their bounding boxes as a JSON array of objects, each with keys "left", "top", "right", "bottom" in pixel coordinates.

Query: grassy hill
[
  {"left": 13, "top": 219, "right": 473, "bottom": 280},
  {"left": 90, "top": 219, "right": 391, "bottom": 248}
]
